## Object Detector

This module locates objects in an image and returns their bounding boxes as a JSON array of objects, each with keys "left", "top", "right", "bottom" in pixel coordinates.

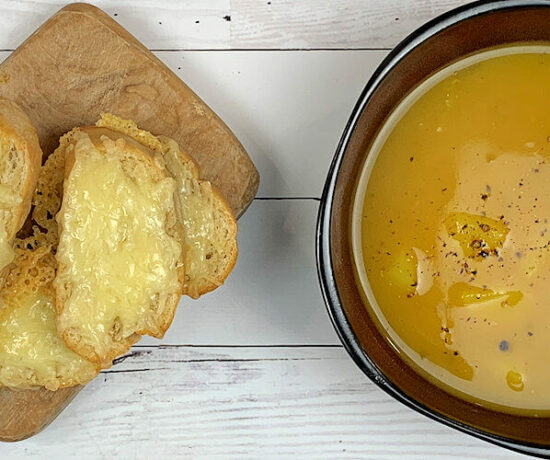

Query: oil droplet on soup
[{"left": 360, "top": 50, "right": 550, "bottom": 415}]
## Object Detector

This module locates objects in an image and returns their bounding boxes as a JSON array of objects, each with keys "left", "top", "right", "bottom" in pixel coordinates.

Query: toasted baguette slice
[
  {"left": 97, "top": 114, "right": 238, "bottom": 298},
  {"left": 0, "top": 98, "right": 42, "bottom": 276},
  {"left": 0, "top": 246, "right": 98, "bottom": 390},
  {"left": 55, "top": 127, "right": 184, "bottom": 367}
]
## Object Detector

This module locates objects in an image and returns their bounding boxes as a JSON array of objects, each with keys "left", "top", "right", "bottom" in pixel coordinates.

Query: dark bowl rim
[{"left": 316, "top": 0, "right": 550, "bottom": 457}]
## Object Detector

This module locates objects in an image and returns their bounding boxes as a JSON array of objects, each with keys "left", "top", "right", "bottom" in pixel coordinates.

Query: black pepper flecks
[{"left": 499, "top": 340, "right": 509, "bottom": 351}]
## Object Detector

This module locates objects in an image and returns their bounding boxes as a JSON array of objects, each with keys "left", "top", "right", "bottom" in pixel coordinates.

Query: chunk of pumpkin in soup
[
  {"left": 382, "top": 250, "right": 417, "bottom": 297},
  {"left": 448, "top": 282, "right": 523, "bottom": 307},
  {"left": 445, "top": 213, "right": 509, "bottom": 259}
]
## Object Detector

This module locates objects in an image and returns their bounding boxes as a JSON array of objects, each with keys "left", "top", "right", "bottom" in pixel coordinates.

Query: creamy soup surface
[{"left": 356, "top": 48, "right": 550, "bottom": 415}]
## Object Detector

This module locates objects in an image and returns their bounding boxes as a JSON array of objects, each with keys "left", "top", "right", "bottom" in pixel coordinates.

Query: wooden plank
[
  {"left": 0, "top": 197, "right": 343, "bottom": 436},
  {"left": 231, "top": 0, "right": 471, "bottom": 49},
  {"left": 0, "top": 0, "right": 231, "bottom": 51},
  {"left": 3, "top": 346, "right": 521, "bottom": 458},
  {"left": 0, "top": 0, "right": 472, "bottom": 50},
  {"left": 141, "top": 199, "right": 339, "bottom": 347}
]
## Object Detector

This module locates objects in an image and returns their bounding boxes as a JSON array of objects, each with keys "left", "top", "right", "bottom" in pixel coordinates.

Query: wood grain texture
[
  {"left": 0, "top": 0, "right": 471, "bottom": 50},
  {"left": 0, "top": 3, "right": 259, "bottom": 216},
  {"left": 0, "top": 3, "right": 257, "bottom": 442},
  {"left": 0, "top": 387, "right": 81, "bottom": 442},
  {"left": 231, "top": 0, "right": 472, "bottom": 49},
  {"left": 1, "top": 346, "right": 522, "bottom": 458}
]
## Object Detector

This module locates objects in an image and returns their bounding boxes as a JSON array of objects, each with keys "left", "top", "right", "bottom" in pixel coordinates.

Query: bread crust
[
  {"left": 157, "top": 135, "right": 238, "bottom": 297},
  {"left": 0, "top": 98, "right": 42, "bottom": 280},
  {"left": 55, "top": 127, "right": 184, "bottom": 367},
  {"left": 198, "top": 185, "right": 238, "bottom": 295},
  {"left": 0, "top": 98, "right": 42, "bottom": 235}
]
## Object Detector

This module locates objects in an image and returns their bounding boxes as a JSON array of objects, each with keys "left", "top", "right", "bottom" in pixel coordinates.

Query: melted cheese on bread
[
  {"left": 0, "top": 247, "right": 98, "bottom": 390},
  {"left": 0, "top": 182, "right": 22, "bottom": 270},
  {"left": 0, "top": 293, "right": 97, "bottom": 390},
  {"left": 162, "top": 140, "right": 237, "bottom": 297},
  {"left": 97, "top": 114, "right": 238, "bottom": 298},
  {"left": 55, "top": 132, "right": 182, "bottom": 366}
]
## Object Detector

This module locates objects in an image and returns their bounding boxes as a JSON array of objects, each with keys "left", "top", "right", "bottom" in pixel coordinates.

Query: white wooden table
[{"left": 0, "top": 1, "right": 524, "bottom": 458}]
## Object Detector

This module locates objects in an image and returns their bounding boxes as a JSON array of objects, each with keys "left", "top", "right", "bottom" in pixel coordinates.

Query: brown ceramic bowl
[{"left": 316, "top": 1, "right": 550, "bottom": 457}]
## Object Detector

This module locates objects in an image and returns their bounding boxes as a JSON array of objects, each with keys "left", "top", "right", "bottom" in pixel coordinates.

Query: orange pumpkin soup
[{"left": 353, "top": 46, "right": 550, "bottom": 415}]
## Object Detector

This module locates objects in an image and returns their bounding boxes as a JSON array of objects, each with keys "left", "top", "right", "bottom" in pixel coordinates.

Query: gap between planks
[
  {"left": 130, "top": 344, "right": 343, "bottom": 348},
  {"left": 0, "top": 48, "right": 392, "bottom": 52},
  {"left": 254, "top": 197, "right": 321, "bottom": 201},
  {"left": 108, "top": 345, "right": 346, "bottom": 371}
]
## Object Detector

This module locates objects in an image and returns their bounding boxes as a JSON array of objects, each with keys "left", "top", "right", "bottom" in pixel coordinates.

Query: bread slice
[
  {"left": 0, "top": 98, "right": 42, "bottom": 276},
  {"left": 0, "top": 246, "right": 98, "bottom": 390},
  {"left": 54, "top": 127, "right": 185, "bottom": 368},
  {"left": 97, "top": 114, "right": 238, "bottom": 298}
]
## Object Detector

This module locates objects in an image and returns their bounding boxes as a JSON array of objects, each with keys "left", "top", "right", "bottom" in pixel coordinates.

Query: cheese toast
[
  {"left": 21, "top": 114, "right": 237, "bottom": 371},
  {"left": 54, "top": 128, "right": 184, "bottom": 367}
]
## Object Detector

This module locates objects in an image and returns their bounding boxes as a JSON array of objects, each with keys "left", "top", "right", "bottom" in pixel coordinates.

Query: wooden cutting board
[{"left": 0, "top": 3, "right": 259, "bottom": 442}]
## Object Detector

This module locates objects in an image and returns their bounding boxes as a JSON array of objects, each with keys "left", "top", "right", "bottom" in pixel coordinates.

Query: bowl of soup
[{"left": 317, "top": 0, "right": 550, "bottom": 455}]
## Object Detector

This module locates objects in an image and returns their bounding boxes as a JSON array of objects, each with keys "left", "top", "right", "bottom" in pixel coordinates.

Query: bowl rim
[{"left": 316, "top": 0, "right": 550, "bottom": 457}]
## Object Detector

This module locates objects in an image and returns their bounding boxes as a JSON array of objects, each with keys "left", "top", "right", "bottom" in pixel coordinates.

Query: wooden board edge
[{"left": 0, "top": 386, "right": 82, "bottom": 442}]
